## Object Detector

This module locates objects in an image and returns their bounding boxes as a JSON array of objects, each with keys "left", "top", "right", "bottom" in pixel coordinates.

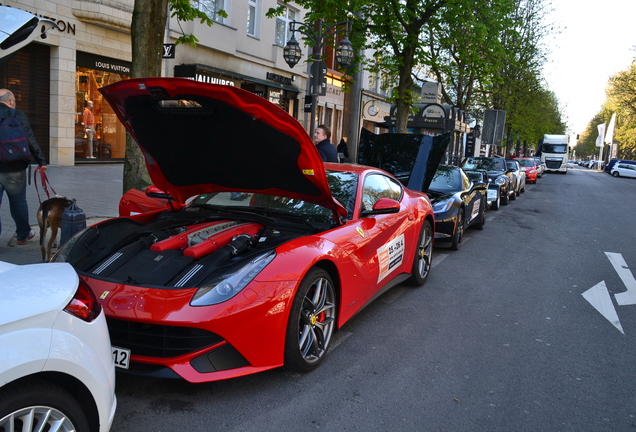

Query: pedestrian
[
  {"left": 0, "top": 89, "right": 48, "bottom": 245},
  {"left": 83, "top": 100, "right": 96, "bottom": 158},
  {"left": 313, "top": 124, "right": 338, "bottom": 162},
  {"left": 337, "top": 137, "right": 349, "bottom": 163}
]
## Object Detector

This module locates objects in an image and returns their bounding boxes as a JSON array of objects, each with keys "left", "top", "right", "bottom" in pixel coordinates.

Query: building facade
[{"left": 0, "top": 0, "right": 348, "bottom": 166}]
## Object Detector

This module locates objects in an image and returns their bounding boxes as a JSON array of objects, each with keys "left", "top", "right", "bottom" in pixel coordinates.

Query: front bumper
[{"left": 487, "top": 187, "right": 499, "bottom": 204}]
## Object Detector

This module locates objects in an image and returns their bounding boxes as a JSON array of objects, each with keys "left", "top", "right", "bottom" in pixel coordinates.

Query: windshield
[
  {"left": 462, "top": 157, "right": 505, "bottom": 172},
  {"left": 429, "top": 166, "right": 461, "bottom": 192},
  {"left": 186, "top": 170, "right": 358, "bottom": 223},
  {"left": 541, "top": 144, "right": 568, "bottom": 153},
  {"left": 517, "top": 159, "right": 535, "bottom": 167}
]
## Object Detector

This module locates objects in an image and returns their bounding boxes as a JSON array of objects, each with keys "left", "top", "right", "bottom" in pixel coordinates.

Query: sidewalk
[{"left": 0, "top": 164, "right": 124, "bottom": 265}]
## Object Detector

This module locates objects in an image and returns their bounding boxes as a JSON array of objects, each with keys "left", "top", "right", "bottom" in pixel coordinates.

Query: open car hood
[
  {"left": 99, "top": 78, "right": 347, "bottom": 218},
  {"left": 0, "top": 6, "right": 58, "bottom": 62},
  {"left": 358, "top": 129, "right": 450, "bottom": 192}
]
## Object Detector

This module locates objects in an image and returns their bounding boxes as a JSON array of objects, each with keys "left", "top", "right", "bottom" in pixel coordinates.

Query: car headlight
[
  {"left": 432, "top": 200, "right": 453, "bottom": 213},
  {"left": 190, "top": 250, "right": 276, "bottom": 306},
  {"left": 494, "top": 177, "right": 506, "bottom": 186}
]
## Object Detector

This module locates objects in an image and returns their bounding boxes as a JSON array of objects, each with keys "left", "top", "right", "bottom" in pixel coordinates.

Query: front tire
[
  {"left": 285, "top": 268, "right": 336, "bottom": 372},
  {"left": 501, "top": 188, "right": 509, "bottom": 205},
  {"left": 407, "top": 220, "right": 433, "bottom": 286},
  {"left": 450, "top": 208, "right": 464, "bottom": 251},
  {"left": 491, "top": 191, "right": 500, "bottom": 210},
  {"left": 474, "top": 199, "right": 486, "bottom": 231},
  {"left": 0, "top": 380, "right": 90, "bottom": 432}
]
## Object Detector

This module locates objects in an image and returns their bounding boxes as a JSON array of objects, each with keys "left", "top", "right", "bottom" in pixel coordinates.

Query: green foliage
[
  {"left": 606, "top": 61, "right": 636, "bottom": 158},
  {"left": 169, "top": 0, "right": 221, "bottom": 45}
]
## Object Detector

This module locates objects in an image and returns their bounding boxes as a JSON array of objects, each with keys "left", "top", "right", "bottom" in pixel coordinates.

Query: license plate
[{"left": 112, "top": 346, "right": 131, "bottom": 369}]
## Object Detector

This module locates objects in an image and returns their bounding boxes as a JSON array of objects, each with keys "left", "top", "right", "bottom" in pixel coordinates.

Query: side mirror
[
  {"left": 361, "top": 197, "right": 400, "bottom": 216},
  {"left": 145, "top": 185, "right": 174, "bottom": 200}
]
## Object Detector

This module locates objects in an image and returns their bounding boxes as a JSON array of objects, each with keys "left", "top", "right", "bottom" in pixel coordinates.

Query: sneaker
[{"left": 16, "top": 229, "right": 35, "bottom": 245}]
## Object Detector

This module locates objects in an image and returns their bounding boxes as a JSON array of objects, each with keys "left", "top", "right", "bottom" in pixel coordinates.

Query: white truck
[{"left": 539, "top": 134, "right": 569, "bottom": 174}]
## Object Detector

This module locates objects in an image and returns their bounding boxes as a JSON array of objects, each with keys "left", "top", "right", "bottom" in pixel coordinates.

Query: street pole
[{"left": 283, "top": 19, "right": 354, "bottom": 139}]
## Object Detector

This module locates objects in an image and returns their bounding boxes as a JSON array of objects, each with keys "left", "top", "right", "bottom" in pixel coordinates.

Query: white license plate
[{"left": 112, "top": 346, "right": 131, "bottom": 370}]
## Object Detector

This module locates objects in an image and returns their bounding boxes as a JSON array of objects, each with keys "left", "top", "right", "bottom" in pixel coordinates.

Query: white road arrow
[
  {"left": 582, "top": 281, "right": 624, "bottom": 335},
  {"left": 606, "top": 252, "right": 636, "bottom": 306}
]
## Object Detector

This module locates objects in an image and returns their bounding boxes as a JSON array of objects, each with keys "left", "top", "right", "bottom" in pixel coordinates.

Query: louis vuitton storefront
[{"left": 75, "top": 52, "right": 130, "bottom": 161}]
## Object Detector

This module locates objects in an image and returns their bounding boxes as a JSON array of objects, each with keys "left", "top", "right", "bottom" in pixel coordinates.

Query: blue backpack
[{"left": 0, "top": 108, "right": 31, "bottom": 163}]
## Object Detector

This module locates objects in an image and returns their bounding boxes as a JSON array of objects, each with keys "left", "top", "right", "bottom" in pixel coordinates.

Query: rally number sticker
[{"left": 377, "top": 234, "right": 405, "bottom": 283}]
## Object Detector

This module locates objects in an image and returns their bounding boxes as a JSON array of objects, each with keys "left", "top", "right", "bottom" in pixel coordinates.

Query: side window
[
  {"left": 362, "top": 174, "right": 401, "bottom": 211},
  {"left": 460, "top": 170, "right": 471, "bottom": 190}
]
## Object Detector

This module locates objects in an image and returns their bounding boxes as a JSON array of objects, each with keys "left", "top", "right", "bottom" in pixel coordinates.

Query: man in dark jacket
[
  {"left": 0, "top": 89, "right": 48, "bottom": 245},
  {"left": 313, "top": 124, "right": 338, "bottom": 162}
]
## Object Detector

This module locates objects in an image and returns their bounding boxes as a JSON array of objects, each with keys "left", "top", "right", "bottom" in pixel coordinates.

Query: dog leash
[{"left": 34, "top": 165, "right": 58, "bottom": 205}]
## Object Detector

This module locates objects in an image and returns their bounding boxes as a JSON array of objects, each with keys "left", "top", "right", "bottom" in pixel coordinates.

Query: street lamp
[{"left": 282, "top": 19, "right": 354, "bottom": 137}]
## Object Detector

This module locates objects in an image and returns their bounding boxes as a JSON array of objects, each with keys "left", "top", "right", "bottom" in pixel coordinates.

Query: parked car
[
  {"left": 0, "top": 6, "right": 58, "bottom": 63},
  {"left": 606, "top": 159, "right": 636, "bottom": 173},
  {"left": 517, "top": 157, "right": 539, "bottom": 183},
  {"left": 427, "top": 165, "right": 488, "bottom": 250},
  {"left": 0, "top": 261, "right": 116, "bottom": 432},
  {"left": 533, "top": 156, "right": 545, "bottom": 177},
  {"left": 506, "top": 159, "right": 526, "bottom": 197},
  {"left": 462, "top": 156, "right": 515, "bottom": 210},
  {"left": 52, "top": 77, "right": 440, "bottom": 383},
  {"left": 610, "top": 163, "right": 636, "bottom": 178}
]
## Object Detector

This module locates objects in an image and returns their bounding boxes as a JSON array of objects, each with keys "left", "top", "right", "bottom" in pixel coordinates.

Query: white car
[
  {"left": 0, "top": 6, "right": 58, "bottom": 62},
  {"left": 611, "top": 163, "right": 636, "bottom": 179},
  {"left": 0, "top": 261, "right": 116, "bottom": 432}
]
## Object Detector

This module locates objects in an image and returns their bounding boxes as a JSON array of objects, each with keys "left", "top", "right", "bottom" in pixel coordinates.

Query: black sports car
[
  {"left": 462, "top": 156, "right": 515, "bottom": 210},
  {"left": 427, "top": 165, "right": 488, "bottom": 250}
]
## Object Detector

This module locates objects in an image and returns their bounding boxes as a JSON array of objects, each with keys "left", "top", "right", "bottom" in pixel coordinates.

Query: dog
[{"left": 37, "top": 197, "right": 73, "bottom": 262}]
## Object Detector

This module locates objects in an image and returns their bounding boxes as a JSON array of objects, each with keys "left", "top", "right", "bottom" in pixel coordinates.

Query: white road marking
[
  {"left": 432, "top": 253, "right": 448, "bottom": 268},
  {"left": 582, "top": 281, "right": 625, "bottom": 335},
  {"left": 606, "top": 252, "right": 636, "bottom": 306}
]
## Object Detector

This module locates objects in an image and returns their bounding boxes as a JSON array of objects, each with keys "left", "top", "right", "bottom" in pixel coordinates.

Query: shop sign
[
  {"left": 195, "top": 74, "right": 236, "bottom": 86},
  {"left": 266, "top": 72, "right": 293, "bottom": 85},
  {"left": 77, "top": 52, "right": 131, "bottom": 75},
  {"left": 162, "top": 44, "right": 175, "bottom": 59}
]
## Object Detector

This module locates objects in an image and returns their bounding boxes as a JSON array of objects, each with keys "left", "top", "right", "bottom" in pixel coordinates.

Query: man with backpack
[{"left": 0, "top": 89, "right": 48, "bottom": 245}]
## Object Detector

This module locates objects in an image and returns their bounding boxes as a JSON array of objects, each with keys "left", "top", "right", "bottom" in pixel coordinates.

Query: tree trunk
[{"left": 123, "top": 0, "right": 169, "bottom": 194}]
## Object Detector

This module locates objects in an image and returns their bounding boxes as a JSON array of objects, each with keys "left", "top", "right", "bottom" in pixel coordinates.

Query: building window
[
  {"left": 196, "top": 0, "right": 227, "bottom": 24},
  {"left": 275, "top": 5, "right": 296, "bottom": 47},
  {"left": 247, "top": 0, "right": 259, "bottom": 36},
  {"left": 368, "top": 71, "right": 378, "bottom": 93}
]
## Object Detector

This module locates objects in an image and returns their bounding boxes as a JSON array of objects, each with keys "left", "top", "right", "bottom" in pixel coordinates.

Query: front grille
[
  {"left": 545, "top": 160, "right": 562, "bottom": 169},
  {"left": 107, "top": 317, "right": 224, "bottom": 358}
]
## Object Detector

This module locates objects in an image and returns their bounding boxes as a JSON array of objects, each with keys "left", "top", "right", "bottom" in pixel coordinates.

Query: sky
[{"left": 543, "top": 0, "right": 636, "bottom": 135}]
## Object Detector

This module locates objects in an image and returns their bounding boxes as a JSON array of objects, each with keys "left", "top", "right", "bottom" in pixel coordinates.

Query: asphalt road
[{"left": 111, "top": 166, "right": 636, "bottom": 432}]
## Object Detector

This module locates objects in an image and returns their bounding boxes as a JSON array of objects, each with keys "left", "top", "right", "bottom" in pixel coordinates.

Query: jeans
[{"left": 0, "top": 169, "right": 30, "bottom": 241}]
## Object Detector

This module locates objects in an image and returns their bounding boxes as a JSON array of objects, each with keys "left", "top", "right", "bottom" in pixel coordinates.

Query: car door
[
  {"left": 333, "top": 173, "right": 413, "bottom": 312},
  {"left": 623, "top": 164, "right": 636, "bottom": 178},
  {"left": 461, "top": 170, "right": 483, "bottom": 225}
]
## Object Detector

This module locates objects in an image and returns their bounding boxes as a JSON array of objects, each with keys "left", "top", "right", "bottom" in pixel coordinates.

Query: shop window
[{"left": 75, "top": 67, "right": 129, "bottom": 159}]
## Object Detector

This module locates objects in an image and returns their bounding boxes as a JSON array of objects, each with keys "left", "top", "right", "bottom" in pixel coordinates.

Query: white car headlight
[
  {"left": 190, "top": 251, "right": 276, "bottom": 306},
  {"left": 432, "top": 200, "right": 453, "bottom": 213}
]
